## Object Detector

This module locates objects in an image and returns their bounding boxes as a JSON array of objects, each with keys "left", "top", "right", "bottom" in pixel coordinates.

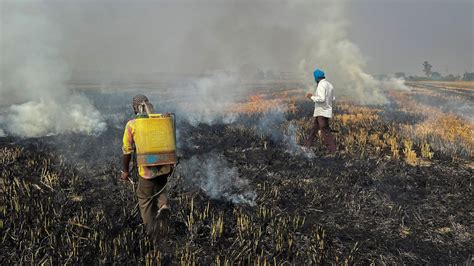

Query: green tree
[{"left": 422, "top": 61, "right": 432, "bottom": 77}]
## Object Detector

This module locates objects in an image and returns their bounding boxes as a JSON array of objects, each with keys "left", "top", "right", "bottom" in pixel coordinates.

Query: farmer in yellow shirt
[{"left": 120, "top": 95, "right": 172, "bottom": 236}]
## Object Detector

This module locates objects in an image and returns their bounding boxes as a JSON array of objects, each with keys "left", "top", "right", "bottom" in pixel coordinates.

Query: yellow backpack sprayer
[{"left": 134, "top": 113, "right": 177, "bottom": 167}]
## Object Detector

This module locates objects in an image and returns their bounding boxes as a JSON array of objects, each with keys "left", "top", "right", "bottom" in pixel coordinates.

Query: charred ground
[{"left": 1, "top": 86, "right": 473, "bottom": 264}]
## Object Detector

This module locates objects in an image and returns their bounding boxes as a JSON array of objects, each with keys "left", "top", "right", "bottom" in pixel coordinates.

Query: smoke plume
[
  {"left": 0, "top": 2, "right": 106, "bottom": 137},
  {"left": 381, "top": 77, "right": 410, "bottom": 91},
  {"left": 178, "top": 153, "right": 257, "bottom": 206},
  {"left": 283, "top": 122, "right": 315, "bottom": 158},
  {"left": 295, "top": 1, "right": 393, "bottom": 104},
  {"left": 173, "top": 71, "right": 243, "bottom": 126}
]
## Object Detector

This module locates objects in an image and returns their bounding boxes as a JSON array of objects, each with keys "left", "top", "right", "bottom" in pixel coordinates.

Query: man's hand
[
  {"left": 306, "top": 93, "right": 313, "bottom": 99},
  {"left": 120, "top": 171, "right": 130, "bottom": 181}
]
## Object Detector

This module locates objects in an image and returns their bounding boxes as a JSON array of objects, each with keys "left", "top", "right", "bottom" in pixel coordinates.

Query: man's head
[
  {"left": 132, "top": 94, "right": 154, "bottom": 115},
  {"left": 313, "top": 69, "right": 325, "bottom": 83}
]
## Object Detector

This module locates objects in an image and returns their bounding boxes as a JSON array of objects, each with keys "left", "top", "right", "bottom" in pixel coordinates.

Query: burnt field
[{"left": 1, "top": 84, "right": 473, "bottom": 264}]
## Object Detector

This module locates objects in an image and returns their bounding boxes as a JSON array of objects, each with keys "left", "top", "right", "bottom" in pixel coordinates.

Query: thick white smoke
[
  {"left": 5, "top": 97, "right": 105, "bottom": 138},
  {"left": 179, "top": 153, "right": 257, "bottom": 206},
  {"left": 381, "top": 77, "right": 410, "bottom": 91},
  {"left": 295, "top": 0, "right": 400, "bottom": 104},
  {"left": 0, "top": 3, "right": 106, "bottom": 137}
]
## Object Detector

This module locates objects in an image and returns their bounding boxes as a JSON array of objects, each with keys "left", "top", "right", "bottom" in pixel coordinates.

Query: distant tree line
[{"left": 400, "top": 61, "right": 474, "bottom": 81}]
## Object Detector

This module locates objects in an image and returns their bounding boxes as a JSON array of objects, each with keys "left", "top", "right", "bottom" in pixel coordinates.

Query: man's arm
[
  {"left": 121, "top": 154, "right": 132, "bottom": 181},
  {"left": 311, "top": 82, "right": 326, "bottom": 103},
  {"left": 122, "top": 154, "right": 132, "bottom": 173},
  {"left": 120, "top": 121, "right": 134, "bottom": 181},
  {"left": 306, "top": 84, "right": 317, "bottom": 99}
]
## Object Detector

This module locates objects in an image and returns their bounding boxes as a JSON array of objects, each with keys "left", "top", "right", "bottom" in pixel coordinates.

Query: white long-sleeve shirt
[{"left": 310, "top": 79, "right": 335, "bottom": 118}]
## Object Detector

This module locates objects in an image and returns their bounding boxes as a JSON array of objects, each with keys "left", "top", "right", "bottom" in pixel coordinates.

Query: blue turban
[{"left": 313, "top": 69, "right": 325, "bottom": 81}]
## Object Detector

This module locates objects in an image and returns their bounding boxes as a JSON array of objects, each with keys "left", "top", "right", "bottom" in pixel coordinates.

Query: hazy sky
[
  {"left": 1, "top": 0, "right": 473, "bottom": 77},
  {"left": 348, "top": 0, "right": 473, "bottom": 76}
]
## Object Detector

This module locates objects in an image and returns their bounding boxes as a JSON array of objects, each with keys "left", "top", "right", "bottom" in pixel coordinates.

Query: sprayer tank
[{"left": 134, "top": 114, "right": 177, "bottom": 166}]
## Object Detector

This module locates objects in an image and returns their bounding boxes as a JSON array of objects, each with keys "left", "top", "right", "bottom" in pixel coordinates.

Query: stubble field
[{"left": 1, "top": 81, "right": 473, "bottom": 264}]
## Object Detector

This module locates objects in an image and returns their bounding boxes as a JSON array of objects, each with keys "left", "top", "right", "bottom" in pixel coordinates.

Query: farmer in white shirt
[{"left": 304, "top": 69, "right": 337, "bottom": 154}]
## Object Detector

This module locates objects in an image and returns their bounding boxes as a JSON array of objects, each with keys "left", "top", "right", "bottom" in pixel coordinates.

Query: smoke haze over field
[
  {"left": 1, "top": 0, "right": 471, "bottom": 136},
  {"left": 173, "top": 71, "right": 243, "bottom": 126},
  {"left": 39, "top": 0, "right": 472, "bottom": 76},
  {"left": 0, "top": 3, "right": 106, "bottom": 137}
]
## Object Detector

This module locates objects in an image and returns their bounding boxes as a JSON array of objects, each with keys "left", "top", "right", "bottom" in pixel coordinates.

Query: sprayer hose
[{"left": 145, "top": 165, "right": 176, "bottom": 200}]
